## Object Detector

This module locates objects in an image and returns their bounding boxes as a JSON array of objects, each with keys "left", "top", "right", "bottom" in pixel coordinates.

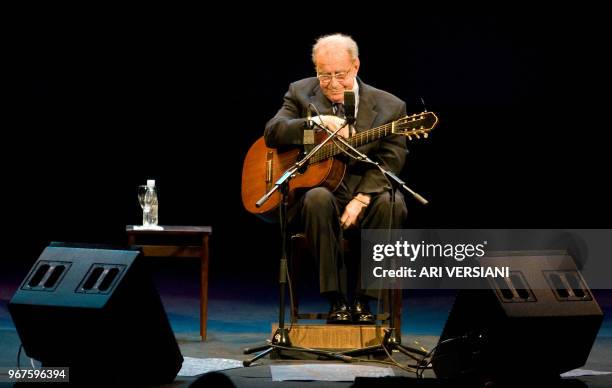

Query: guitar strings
[
  {"left": 308, "top": 113, "right": 428, "bottom": 164},
  {"left": 309, "top": 121, "right": 394, "bottom": 164}
]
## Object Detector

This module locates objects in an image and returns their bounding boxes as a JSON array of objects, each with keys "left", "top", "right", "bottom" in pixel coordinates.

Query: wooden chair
[{"left": 288, "top": 233, "right": 403, "bottom": 342}]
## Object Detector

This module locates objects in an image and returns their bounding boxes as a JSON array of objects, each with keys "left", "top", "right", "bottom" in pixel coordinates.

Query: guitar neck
[{"left": 308, "top": 121, "right": 394, "bottom": 164}]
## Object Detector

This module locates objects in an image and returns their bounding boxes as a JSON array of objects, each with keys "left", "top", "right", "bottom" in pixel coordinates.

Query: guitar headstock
[{"left": 392, "top": 111, "right": 439, "bottom": 140}]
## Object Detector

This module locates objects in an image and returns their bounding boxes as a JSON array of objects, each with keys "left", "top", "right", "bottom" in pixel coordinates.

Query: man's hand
[
  {"left": 340, "top": 193, "right": 371, "bottom": 229},
  {"left": 313, "top": 115, "right": 349, "bottom": 138}
]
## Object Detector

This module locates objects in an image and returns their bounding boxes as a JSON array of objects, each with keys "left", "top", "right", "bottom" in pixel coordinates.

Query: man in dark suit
[{"left": 264, "top": 33, "right": 408, "bottom": 324}]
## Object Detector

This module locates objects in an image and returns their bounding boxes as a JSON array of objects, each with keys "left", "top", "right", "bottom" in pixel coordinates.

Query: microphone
[
  {"left": 303, "top": 104, "right": 315, "bottom": 151},
  {"left": 344, "top": 90, "right": 356, "bottom": 137},
  {"left": 306, "top": 104, "right": 314, "bottom": 129}
]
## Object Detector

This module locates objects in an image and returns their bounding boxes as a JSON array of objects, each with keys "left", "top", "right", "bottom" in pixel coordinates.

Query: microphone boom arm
[{"left": 310, "top": 120, "right": 428, "bottom": 205}]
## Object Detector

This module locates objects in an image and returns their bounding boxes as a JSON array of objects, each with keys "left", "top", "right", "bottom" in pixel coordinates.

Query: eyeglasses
[{"left": 317, "top": 68, "right": 352, "bottom": 84}]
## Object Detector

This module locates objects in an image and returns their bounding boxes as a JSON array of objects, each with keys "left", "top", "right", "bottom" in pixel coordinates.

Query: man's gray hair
[{"left": 312, "top": 33, "right": 359, "bottom": 65}]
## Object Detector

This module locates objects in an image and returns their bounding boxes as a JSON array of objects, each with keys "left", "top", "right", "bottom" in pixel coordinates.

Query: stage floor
[{"left": 1, "top": 264, "right": 611, "bottom": 387}]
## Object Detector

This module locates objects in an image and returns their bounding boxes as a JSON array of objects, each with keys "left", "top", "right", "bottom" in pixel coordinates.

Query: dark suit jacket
[{"left": 264, "top": 77, "right": 407, "bottom": 195}]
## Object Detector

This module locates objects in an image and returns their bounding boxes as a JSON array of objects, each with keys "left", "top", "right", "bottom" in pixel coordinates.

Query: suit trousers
[{"left": 291, "top": 176, "right": 408, "bottom": 299}]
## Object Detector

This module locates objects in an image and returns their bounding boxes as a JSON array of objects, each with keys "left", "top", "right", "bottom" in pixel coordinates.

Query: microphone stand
[
  {"left": 310, "top": 119, "right": 429, "bottom": 361},
  {"left": 243, "top": 120, "right": 355, "bottom": 366}
]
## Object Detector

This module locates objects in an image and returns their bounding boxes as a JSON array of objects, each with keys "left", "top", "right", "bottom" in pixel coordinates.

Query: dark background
[{"left": 3, "top": 8, "right": 609, "bottom": 283}]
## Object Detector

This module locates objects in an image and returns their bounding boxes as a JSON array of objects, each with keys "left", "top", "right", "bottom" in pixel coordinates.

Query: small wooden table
[{"left": 126, "top": 225, "right": 212, "bottom": 340}]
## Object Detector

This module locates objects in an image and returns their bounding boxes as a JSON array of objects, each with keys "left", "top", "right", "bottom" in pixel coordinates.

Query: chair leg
[
  {"left": 392, "top": 288, "right": 402, "bottom": 341},
  {"left": 289, "top": 234, "right": 306, "bottom": 324}
]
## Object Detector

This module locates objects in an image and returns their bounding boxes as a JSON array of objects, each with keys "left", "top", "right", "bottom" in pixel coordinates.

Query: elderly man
[{"left": 264, "top": 33, "right": 408, "bottom": 324}]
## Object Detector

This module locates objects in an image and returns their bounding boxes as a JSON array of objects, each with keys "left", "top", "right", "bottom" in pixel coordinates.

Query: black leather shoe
[
  {"left": 326, "top": 299, "right": 351, "bottom": 324},
  {"left": 352, "top": 299, "right": 375, "bottom": 324}
]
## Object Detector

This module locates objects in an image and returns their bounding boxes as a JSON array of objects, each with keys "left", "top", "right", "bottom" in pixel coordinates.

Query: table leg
[{"left": 200, "top": 234, "right": 209, "bottom": 340}]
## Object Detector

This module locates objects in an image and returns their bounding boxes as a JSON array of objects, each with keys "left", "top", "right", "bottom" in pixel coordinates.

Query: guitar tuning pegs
[
  {"left": 414, "top": 133, "right": 420, "bottom": 139},
  {"left": 423, "top": 133, "right": 429, "bottom": 138}
]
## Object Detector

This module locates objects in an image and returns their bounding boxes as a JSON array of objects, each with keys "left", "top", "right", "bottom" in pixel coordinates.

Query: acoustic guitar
[{"left": 241, "top": 111, "right": 438, "bottom": 221}]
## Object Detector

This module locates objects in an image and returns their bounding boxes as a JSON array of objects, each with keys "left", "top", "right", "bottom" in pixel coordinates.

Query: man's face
[{"left": 315, "top": 49, "right": 360, "bottom": 103}]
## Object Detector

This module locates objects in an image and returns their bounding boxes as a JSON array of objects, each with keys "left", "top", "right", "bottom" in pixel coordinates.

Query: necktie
[{"left": 333, "top": 103, "right": 344, "bottom": 118}]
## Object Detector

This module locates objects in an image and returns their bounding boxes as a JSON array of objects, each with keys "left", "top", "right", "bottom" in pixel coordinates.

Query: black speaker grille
[
  {"left": 76, "top": 264, "right": 126, "bottom": 294},
  {"left": 544, "top": 270, "right": 593, "bottom": 301},
  {"left": 492, "top": 271, "right": 536, "bottom": 303},
  {"left": 22, "top": 261, "right": 72, "bottom": 292}
]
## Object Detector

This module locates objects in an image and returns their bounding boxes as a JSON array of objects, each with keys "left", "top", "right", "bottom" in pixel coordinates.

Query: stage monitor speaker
[
  {"left": 8, "top": 243, "right": 183, "bottom": 384},
  {"left": 431, "top": 251, "right": 603, "bottom": 384}
]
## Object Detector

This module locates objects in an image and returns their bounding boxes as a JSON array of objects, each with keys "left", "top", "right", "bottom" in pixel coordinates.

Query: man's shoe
[
  {"left": 326, "top": 299, "right": 351, "bottom": 324},
  {"left": 352, "top": 299, "right": 375, "bottom": 324}
]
